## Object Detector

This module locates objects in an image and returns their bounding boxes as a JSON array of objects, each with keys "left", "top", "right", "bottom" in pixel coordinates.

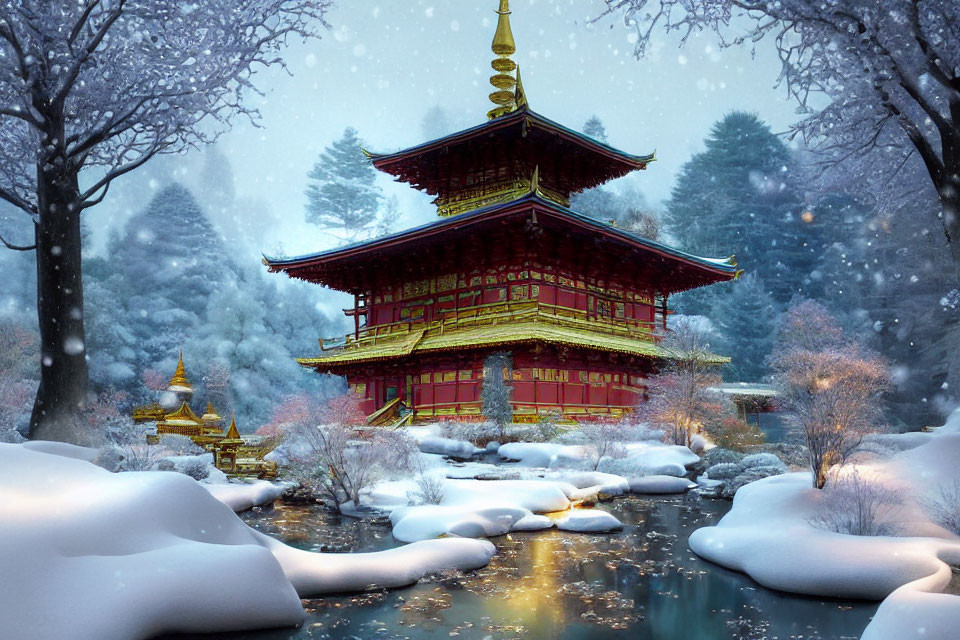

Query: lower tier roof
[{"left": 297, "top": 319, "right": 729, "bottom": 371}]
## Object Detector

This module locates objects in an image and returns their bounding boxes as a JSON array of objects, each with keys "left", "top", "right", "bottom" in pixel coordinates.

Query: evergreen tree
[
  {"left": 112, "top": 183, "right": 238, "bottom": 376},
  {"left": 583, "top": 116, "right": 609, "bottom": 143},
  {"left": 709, "top": 273, "right": 780, "bottom": 382},
  {"left": 482, "top": 352, "right": 514, "bottom": 437},
  {"left": 305, "top": 127, "right": 383, "bottom": 242},
  {"left": 665, "top": 112, "right": 824, "bottom": 307}
]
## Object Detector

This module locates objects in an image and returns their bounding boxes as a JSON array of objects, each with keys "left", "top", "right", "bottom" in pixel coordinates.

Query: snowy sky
[{"left": 86, "top": 0, "right": 801, "bottom": 258}]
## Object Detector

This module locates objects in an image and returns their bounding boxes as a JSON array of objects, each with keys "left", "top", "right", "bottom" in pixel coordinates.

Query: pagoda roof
[
  {"left": 264, "top": 192, "right": 739, "bottom": 294},
  {"left": 159, "top": 402, "right": 202, "bottom": 426},
  {"left": 363, "top": 107, "right": 655, "bottom": 196}
]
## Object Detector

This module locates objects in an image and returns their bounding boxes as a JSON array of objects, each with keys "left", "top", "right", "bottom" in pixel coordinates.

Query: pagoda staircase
[{"left": 366, "top": 397, "right": 407, "bottom": 428}]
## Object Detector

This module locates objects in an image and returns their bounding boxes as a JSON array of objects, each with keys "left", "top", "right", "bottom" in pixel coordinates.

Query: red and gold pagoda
[{"left": 265, "top": 1, "right": 740, "bottom": 424}]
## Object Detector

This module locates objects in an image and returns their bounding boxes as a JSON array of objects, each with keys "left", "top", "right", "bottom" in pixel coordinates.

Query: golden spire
[
  {"left": 225, "top": 415, "right": 241, "bottom": 440},
  {"left": 487, "top": 0, "right": 518, "bottom": 119},
  {"left": 168, "top": 351, "right": 191, "bottom": 390}
]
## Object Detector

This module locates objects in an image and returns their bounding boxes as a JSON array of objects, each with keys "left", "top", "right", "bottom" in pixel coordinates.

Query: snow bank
[
  {"left": 0, "top": 442, "right": 497, "bottom": 640},
  {"left": 204, "top": 479, "right": 294, "bottom": 512},
  {"left": 498, "top": 439, "right": 698, "bottom": 477},
  {"left": 688, "top": 408, "right": 960, "bottom": 640},
  {"left": 256, "top": 533, "right": 495, "bottom": 594},
  {"left": 629, "top": 475, "right": 697, "bottom": 494},
  {"left": 418, "top": 435, "right": 483, "bottom": 459},
  {"left": 21, "top": 439, "right": 99, "bottom": 462},
  {"left": 390, "top": 504, "right": 536, "bottom": 542},
  {"left": 555, "top": 509, "right": 624, "bottom": 533}
]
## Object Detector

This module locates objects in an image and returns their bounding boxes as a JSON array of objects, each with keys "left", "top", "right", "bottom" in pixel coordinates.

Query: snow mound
[
  {"left": 0, "top": 443, "right": 496, "bottom": 640},
  {"left": 498, "top": 439, "right": 699, "bottom": 477},
  {"left": 419, "top": 435, "right": 483, "bottom": 459},
  {"left": 555, "top": 509, "right": 624, "bottom": 533},
  {"left": 390, "top": 504, "right": 532, "bottom": 542},
  {"left": 204, "top": 480, "right": 294, "bottom": 512},
  {"left": 629, "top": 475, "right": 697, "bottom": 494},
  {"left": 689, "top": 408, "right": 960, "bottom": 640}
]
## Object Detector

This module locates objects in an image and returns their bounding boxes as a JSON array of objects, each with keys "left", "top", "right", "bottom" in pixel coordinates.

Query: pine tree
[
  {"left": 583, "top": 116, "right": 608, "bottom": 144},
  {"left": 482, "top": 352, "right": 514, "bottom": 437},
  {"left": 709, "top": 273, "right": 781, "bottom": 381},
  {"left": 112, "top": 183, "right": 237, "bottom": 375},
  {"left": 664, "top": 112, "right": 824, "bottom": 307},
  {"left": 305, "top": 127, "right": 383, "bottom": 242}
]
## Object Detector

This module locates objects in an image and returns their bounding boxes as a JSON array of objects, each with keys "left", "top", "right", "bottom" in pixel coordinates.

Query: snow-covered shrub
[
  {"left": 158, "top": 434, "right": 205, "bottom": 456},
  {"left": 289, "top": 421, "right": 418, "bottom": 510},
  {"left": 705, "top": 416, "right": 766, "bottom": 452},
  {"left": 635, "top": 319, "right": 728, "bottom": 447},
  {"left": 581, "top": 421, "right": 628, "bottom": 471},
  {"left": 439, "top": 420, "right": 499, "bottom": 445},
  {"left": 598, "top": 456, "right": 647, "bottom": 479},
  {"left": 534, "top": 411, "right": 562, "bottom": 442},
  {"left": 921, "top": 479, "right": 960, "bottom": 536},
  {"left": 809, "top": 471, "right": 903, "bottom": 536},
  {"left": 179, "top": 458, "right": 210, "bottom": 481},
  {"left": 407, "top": 473, "right": 446, "bottom": 506}
]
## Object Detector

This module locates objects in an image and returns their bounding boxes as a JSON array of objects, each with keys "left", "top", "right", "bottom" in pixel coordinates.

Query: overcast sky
[{"left": 86, "top": 0, "right": 801, "bottom": 259}]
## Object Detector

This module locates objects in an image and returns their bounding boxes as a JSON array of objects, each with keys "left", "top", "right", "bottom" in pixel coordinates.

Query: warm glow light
[{"left": 801, "top": 211, "right": 815, "bottom": 223}]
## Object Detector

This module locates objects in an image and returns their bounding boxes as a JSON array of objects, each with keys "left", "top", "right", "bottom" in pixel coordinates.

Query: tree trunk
[
  {"left": 942, "top": 169, "right": 960, "bottom": 287},
  {"left": 28, "top": 166, "right": 89, "bottom": 444}
]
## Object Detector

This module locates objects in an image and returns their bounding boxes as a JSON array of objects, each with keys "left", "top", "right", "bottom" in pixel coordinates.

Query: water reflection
[{"left": 158, "top": 494, "right": 876, "bottom": 640}]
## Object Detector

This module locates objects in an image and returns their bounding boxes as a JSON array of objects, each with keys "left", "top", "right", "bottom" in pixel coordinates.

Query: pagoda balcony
[{"left": 309, "top": 300, "right": 671, "bottom": 369}]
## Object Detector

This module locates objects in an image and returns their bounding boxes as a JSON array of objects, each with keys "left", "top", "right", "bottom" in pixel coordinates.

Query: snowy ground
[
  {"left": 0, "top": 443, "right": 495, "bottom": 640},
  {"left": 689, "top": 408, "right": 960, "bottom": 640}
]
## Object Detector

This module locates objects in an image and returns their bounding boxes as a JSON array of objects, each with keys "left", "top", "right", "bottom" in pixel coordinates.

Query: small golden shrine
[{"left": 133, "top": 353, "right": 277, "bottom": 479}]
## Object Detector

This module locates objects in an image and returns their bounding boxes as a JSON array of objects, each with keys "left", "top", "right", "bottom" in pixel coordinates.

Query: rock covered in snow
[
  {"left": 555, "top": 509, "right": 624, "bottom": 533},
  {"left": 701, "top": 451, "right": 788, "bottom": 499}
]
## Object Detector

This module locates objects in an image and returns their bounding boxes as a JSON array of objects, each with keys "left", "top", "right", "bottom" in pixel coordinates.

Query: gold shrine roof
[
  {"left": 201, "top": 401, "right": 222, "bottom": 423},
  {"left": 159, "top": 402, "right": 202, "bottom": 427},
  {"left": 224, "top": 417, "right": 242, "bottom": 442}
]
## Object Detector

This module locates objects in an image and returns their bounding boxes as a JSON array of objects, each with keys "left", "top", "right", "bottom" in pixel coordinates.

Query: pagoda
[{"left": 265, "top": 0, "right": 740, "bottom": 424}]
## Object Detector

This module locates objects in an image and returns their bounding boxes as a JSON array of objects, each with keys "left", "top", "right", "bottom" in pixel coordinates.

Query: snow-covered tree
[
  {"left": 604, "top": 0, "right": 960, "bottom": 284},
  {"left": 771, "top": 300, "right": 891, "bottom": 489},
  {"left": 664, "top": 112, "right": 819, "bottom": 307},
  {"left": 583, "top": 115, "right": 609, "bottom": 144},
  {"left": 710, "top": 272, "right": 781, "bottom": 382},
  {"left": 481, "top": 352, "right": 514, "bottom": 438},
  {"left": 0, "top": 0, "right": 331, "bottom": 441},
  {"left": 638, "top": 319, "right": 728, "bottom": 447},
  {"left": 305, "top": 127, "right": 383, "bottom": 242}
]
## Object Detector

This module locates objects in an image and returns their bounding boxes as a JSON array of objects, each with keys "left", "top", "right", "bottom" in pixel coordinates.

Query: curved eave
[
  {"left": 365, "top": 107, "right": 655, "bottom": 171},
  {"left": 263, "top": 192, "right": 738, "bottom": 280}
]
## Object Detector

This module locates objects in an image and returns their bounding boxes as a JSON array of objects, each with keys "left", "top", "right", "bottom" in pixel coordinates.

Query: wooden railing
[{"left": 322, "top": 300, "right": 660, "bottom": 353}]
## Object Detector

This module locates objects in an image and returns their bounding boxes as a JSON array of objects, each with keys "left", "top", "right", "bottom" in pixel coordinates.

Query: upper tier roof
[
  {"left": 264, "top": 192, "right": 739, "bottom": 295},
  {"left": 363, "top": 107, "right": 655, "bottom": 198}
]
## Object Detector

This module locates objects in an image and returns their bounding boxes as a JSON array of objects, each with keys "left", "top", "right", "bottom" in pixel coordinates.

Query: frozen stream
[{"left": 160, "top": 492, "right": 877, "bottom": 640}]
